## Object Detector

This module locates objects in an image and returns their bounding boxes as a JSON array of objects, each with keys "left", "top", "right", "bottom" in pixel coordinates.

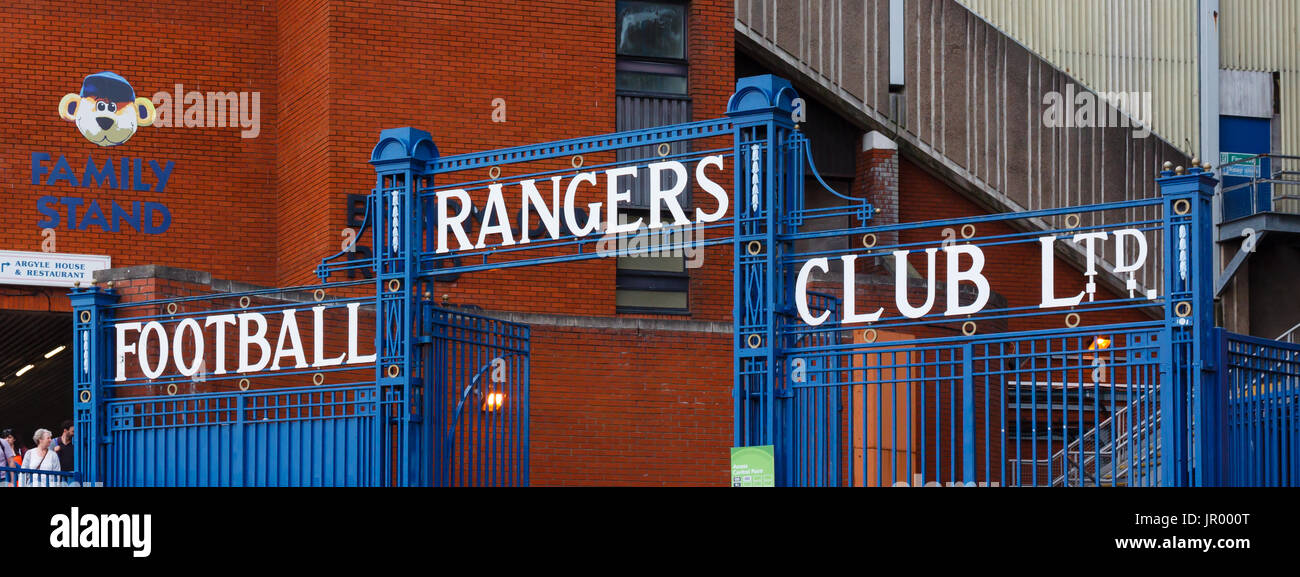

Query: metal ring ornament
[
  {"left": 1173, "top": 199, "right": 1191, "bottom": 215},
  {"left": 388, "top": 279, "right": 401, "bottom": 292},
  {"left": 961, "top": 321, "right": 978, "bottom": 336},
  {"left": 313, "top": 289, "right": 325, "bottom": 302},
  {"left": 861, "top": 233, "right": 877, "bottom": 248},
  {"left": 488, "top": 166, "right": 501, "bottom": 180},
  {"left": 238, "top": 378, "right": 250, "bottom": 391},
  {"left": 1064, "top": 214, "right": 1080, "bottom": 229},
  {"left": 1175, "top": 301, "right": 1192, "bottom": 318},
  {"left": 1065, "top": 313, "right": 1081, "bottom": 328},
  {"left": 239, "top": 296, "right": 251, "bottom": 309},
  {"left": 313, "top": 373, "right": 325, "bottom": 385},
  {"left": 571, "top": 155, "right": 584, "bottom": 169},
  {"left": 746, "top": 334, "right": 762, "bottom": 349},
  {"left": 166, "top": 383, "right": 178, "bottom": 396},
  {"left": 79, "top": 390, "right": 91, "bottom": 403},
  {"left": 657, "top": 143, "right": 671, "bottom": 157},
  {"left": 80, "top": 311, "right": 91, "bottom": 323},
  {"left": 166, "top": 302, "right": 178, "bottom": 315},
  {"left": 960, "top": 224, "right": 976, "bottom": 239},
  {"left": 746, "top": 240, "right": 762, "bottom": 255},
  {"left": 387, "top": 364, "right": 401, "bottom": 378},
  {"left": 861, "top": 329, "right": 878, "bottom": 343}
]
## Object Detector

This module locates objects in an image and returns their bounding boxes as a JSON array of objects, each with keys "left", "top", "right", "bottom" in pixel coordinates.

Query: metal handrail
[
  {"left": 1276, "top": 322, "right": 1300, "bottom": 344},
  {"left": 1046, "top": 409, "right": 1162, "bottom": 487},
  {"left": 0, "top": 465, "right": 77, "bottom": 486},
  {"left": 1217, "top": 153, "right": 1300, "bottom": 219},
  {"left": 1041, "top": 387, "right": 1161, "bottom": 486}
]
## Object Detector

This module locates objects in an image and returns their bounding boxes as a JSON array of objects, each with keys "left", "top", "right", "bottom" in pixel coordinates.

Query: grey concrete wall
[
  {"left": 737, "top": 0, "right": 1192, "bottom": 295},
  {"left": 1249, "top": 237, "right": 1300, "bottom": 340}
]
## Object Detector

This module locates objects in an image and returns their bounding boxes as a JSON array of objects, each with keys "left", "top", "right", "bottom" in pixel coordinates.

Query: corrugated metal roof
[
  {"left": 961, "top": 0, "right": 1300, "bottom": 156},
  {"left": 960, "top": 0, "right": 1200, "bottom": 155}
]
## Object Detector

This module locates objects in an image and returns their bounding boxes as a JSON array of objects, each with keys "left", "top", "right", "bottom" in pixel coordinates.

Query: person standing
[
  {"left": 0, "top": 429, "right": 16, "bottom": 486},
  {"left": 21, "top": 429, "right": 60, "bottom": 487},
  {"left": 50, "top": 421, "right": 75, "bottom": 472}
]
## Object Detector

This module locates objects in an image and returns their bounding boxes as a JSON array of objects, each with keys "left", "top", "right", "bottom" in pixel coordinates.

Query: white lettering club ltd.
[{"left": 794, "top": 229, "right": 1154, "bottom": 326}]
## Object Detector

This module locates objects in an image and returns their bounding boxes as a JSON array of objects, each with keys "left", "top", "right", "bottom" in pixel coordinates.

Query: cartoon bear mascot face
[{"left": 59, "top": 72, "right": 156, "bottom": 146}]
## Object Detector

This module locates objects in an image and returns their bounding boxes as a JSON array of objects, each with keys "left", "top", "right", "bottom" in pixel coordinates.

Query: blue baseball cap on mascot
[
  {"left": 59, "top": 71, "right": 157, "bottom": 147},
  {"left": 82, "top": 72, "right": 137, "bottom": 103}
]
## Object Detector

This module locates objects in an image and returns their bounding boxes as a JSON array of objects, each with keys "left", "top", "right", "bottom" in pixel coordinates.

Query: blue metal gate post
[
  {"left": 962, "top": 344, "right": 976, "bottom": 486},
  {"left": 728, "top": 75, "right": 799, "bottom": 484},
  {"left": 70, "top": 285, "right": 118, "bottom": 486},
  {"left": 370, "top": 128, "right": 438, "bottom": 486},
  {"left": 1156, "top": 162, "right": 1221, "bottom": 486}
]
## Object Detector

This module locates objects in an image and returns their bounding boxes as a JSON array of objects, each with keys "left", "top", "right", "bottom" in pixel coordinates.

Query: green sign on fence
[
  {"left": 730, "top": 445, "right": 775, "bottom": 487},
  {"left": 1220, "top": 152, "right": 1261, "bottom": 178}
]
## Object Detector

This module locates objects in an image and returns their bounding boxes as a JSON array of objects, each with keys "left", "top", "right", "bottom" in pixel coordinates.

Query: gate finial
[
  {"left": 727, "top": 75, "right": 799, "bottom": 117},
  {"left": 371, "top": 127, "right": 438, "bottom": 167}
]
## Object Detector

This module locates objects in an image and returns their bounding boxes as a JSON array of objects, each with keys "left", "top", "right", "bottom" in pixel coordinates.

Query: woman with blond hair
[{"left": 21, "top": 429, "right": 60, "bottom": 487}]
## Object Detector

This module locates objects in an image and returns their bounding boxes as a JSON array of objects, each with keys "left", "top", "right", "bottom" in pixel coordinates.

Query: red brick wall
[
  {"left": 4, "top": 0, "right": 742, "bottom": 487},
  {"left": 2, "top": 0, "right": 1158, "bottom": 486},
  {"left": 277, "top": 0, "right": 332, "bottom": 288},
  {"left": 1, "top": 0, "right": 739, "bottom": 316},
  {"left": 530, "top": 324, "right": 732, "bottom": 486},
  {"left": 0, "top": 0, "right": 279, "bottom": 314}
]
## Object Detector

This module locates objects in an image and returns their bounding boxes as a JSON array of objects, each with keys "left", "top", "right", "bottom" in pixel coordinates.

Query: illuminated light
[
  {"left": 0, "top": 382, "right": 5, "bottom": 388},
  {"left": 482, "top": 391, "right": 506, "bottom": 412},
  {"left": 44, "top": 345, "right": 66, "bottom": 359},
  {"left": 15, "top": 364, "right": 35, "bottom": 377},
  {"left": 1088, "top": 336, "right": 1112, "bottom": 351}
]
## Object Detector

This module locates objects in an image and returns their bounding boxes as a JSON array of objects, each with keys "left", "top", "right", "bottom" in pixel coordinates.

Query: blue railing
[
  {"left": 0, "top": 466, "right": 79, "bottom": 487},
  {"left": 1222, "top": 330, "right": 1300, "bottom": 486},
  {"left": 1219, "top": 153, "right": 1300, "bottom": 221},
  {"left": 786, "top": 325, "right": 1165, "bottom": 487}
]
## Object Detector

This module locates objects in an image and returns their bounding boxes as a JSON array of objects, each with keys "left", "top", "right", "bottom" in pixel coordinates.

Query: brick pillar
[
  {"left": 854, "top": 131, "right": 899, "bottom": 242},
  {"left": 851, "top": 131, "right": 899, "bottom": 280}
]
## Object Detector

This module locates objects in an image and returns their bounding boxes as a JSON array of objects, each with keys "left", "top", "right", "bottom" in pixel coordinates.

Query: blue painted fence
[
  {"left": 65, "top": 74, "right": 1300, "bottom": 486},
  {"left": 1222, "top": 330, "right": 1300, "bottom": 486},
  {"left": 71, "top": 279, "right": 529, "bottom": 487}
]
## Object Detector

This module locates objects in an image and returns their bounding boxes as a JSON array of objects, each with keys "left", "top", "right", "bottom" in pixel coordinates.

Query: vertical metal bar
[
  {"left": 921, "top": 350, "right": 928, "bottom": 485},
  {"left": 1045, "top": 338, "right": 1053, "bottom": 486},
  {"left": 950, "top": 349, "right": 957, "bottom": 486},
  {"left": 893, "top": 358, "right": 900, "bottom": 486},
  {"left": 962, "top": 343, "right": 975, "bottom": 486},
  {"left": 1078, "top": 336, "right": 1086, "bottom": 486},
  {"left": 984, "top": 346, "right": 990, "bottom": 484},
  {"left": 906, "top": 349, "right": 914, "bottom": 486},
  {"left": 876, "top": 355, "right": 883, "bottom": 487},
  {"left": 1014, "top": 340, "right": 1023, "bottom": 487}
]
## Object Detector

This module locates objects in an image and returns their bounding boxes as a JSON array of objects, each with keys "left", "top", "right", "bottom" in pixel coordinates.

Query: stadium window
[
  {"left": 615, "top": 0, "right": 690, "bottom": 314},
  {"left": 616, "top": 1, "right": 687, "bottom": 96}
]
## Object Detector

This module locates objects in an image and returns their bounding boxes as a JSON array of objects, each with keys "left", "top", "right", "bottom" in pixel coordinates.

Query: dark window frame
[
  {"left": 613, "top": 207, "right": 691, "bottom": 316},
  {"left": 616, "top": 0, "right": 690, "bottom": 98},
  {"left": 615, "top": 0, "right": 692, "bottom": 315}
]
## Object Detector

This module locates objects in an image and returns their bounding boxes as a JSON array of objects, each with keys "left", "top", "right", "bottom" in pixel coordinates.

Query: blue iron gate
[
  {"left": 70, "top": 280, "right": 529, "bottom": 486},
  {"left": 1222, "top": 330, "right": 1300, "bottom": 486},
  {"left": 721, "top": 76, "right": 1287, "bottom": 487},
  {"left": 429, "top": 307, "right": 529, "bottom": 487},
  {"left": 757, "top": 160, "right": 1227, "bottom": 487},
  {"left": 70, "top": 278, "right": 529, "bottom": 486},
  {"left": 68, "top": 73, "right": 1299, "bottom": 486}
]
